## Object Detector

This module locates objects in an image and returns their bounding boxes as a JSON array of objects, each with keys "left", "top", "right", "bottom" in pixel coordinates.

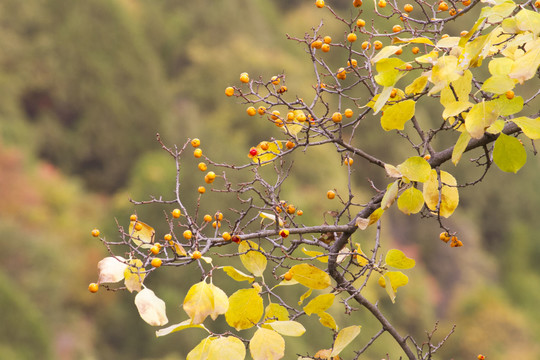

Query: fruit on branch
[
  {"left": 344, "top": 108, "right": 353, "bottom": 118},
  {"left": 257, "top": 106, "right": 266, "bottom": 115},
  {"left": 505, "top": 90, "right": 514, "bottom": 99},
  {"left": 231, "top": 235, "right": 241, "bottom": 244},
  {"left": 130, "top": 214, "right": 138, "bottom": 222},
  {"left": 279, "top": 229, "right": 289, "bottom": 238},
  {"left": 164, "top": 233, "right": 172, "bottom": 241},
  {"left": 286, "top": 141, "right": 295, "bottom": 149},
  {"left": 347, "top": 59, "right": 357, "bottom": 67},
  {"left": 134, "top": 222, "right": 143, "bottom": 231},
  {"left": 198, "top": 186, "right": 206, "bottom": 194},
  {"left": 172, "top": 209, "right": 181, "bottom": 218},
  {"left": 356, "top": 19, "right": 365, "bottom": 28},
  {"left": 412, "top": 46, "right": 420, "bottom": 54},
  {"left": 270, "top": 110, "right": 280, "bottom": 120},
  {"left": 283, "top": 272, "right": 293, "bottom": 281},
  {"left": 311, "top": 40, "right": 323, "bottom": 49},
  {"left": 438, "top": 1, "right": 449, "bottom": 11},
  {"left": 287, "top": 204, "right": 296, "bottom": 214},
  {"left": 296, "top": 210, "right": 303, "bottom": 216},
  {"left": 278, "top": 85, "right": 287, "bottom": 94},
  {"left": 247, "top": 106, "right": 257, "bottom": 116},
  {"left": 191, "top": 138, "right": 201, "bottom": 147},
  {"left": 327, "top": 190, "right": 336, "bottom": 199},
  {"left": 222, "top": 232, "right": 232, "bottom": 241},
  {"left": 332, "top": 112, "right": 343, "bottom": 123},
  {"left": 151, "top": 258, "right": 162, "bottom": 267},
  {"left": 205, "top": 171, "right": 216, "bottom": 184},
  {"left": 225, "top": 87, "right": 234, "bottom": 96},
  {"left": 213, "top": 221, "right": 221, "bottom": 228},
  {"left": 239, "top": 72, "right": 249, "bottom": 83},
  {"left": 193, "top": 148, "right": 203, "bottom": 158},
  {"left": 88, "top": 283, "right": 99, "bottom": 293},
  {"left": 392, "top": 25, "right": 402, "bottom": 33},
  {"left": 271, "top": 76, "right": 280, "bottom": 85},
  {"left": 373, "top": 40, "right": 383, "bottom": 50},
  {"left": 315, "top": 0, "right": 325, "bottom": 8},
  {"left": 347, "top": 33, "right": 357, "bottom": 42},
  {"left": 439, "top": 232, "right": 451, "bottom": 243},
  {"left": 198, "top": 162, "right": 207, "bottom": 171},
  {"left": 183, "top": 230, "right": 193, "bottom": 240},
  {"left": 343, "top": 157, "right": 353, "bottom": 166},
  {"left": 203, "top": 214, "right": 212, "bottom": 222},
  {"left": 191, "top": 251, "right": 202, "bottom": 260},
  {"left": 150, "top": 245, "right": 161, "bottom": 255},
  {"left": 404, "top": 3, "right": 413, "bottom": 12},
  {"left": 378, "top": 0, "right": 386, "bottom": 8},
  {"left": 91, "top": 228, "right": 100, "bottom": 237},
  {"left": 260, "top": 141, "right": 270, "bottom": 151},
  {"left": 336, "top": 68, "right": 347, "bottom": 80},
  {"left": 323, "top": 36, "right": 332, "bottom": 44},
  {"left": 361, "top": 41, "right": 370, "bottom": 50},
  {"left": 249, "top": 147, "right": 258, "bottom": 156}
]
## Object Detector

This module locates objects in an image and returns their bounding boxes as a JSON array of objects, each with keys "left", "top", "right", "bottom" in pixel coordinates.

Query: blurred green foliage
[{"left": 1, "top": 0, "right": 540, "bottom": 359}]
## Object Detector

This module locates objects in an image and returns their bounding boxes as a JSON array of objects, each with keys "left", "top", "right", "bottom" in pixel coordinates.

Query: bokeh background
[{"left": 1, "top": 0, "right": 540, "bottom": 359}]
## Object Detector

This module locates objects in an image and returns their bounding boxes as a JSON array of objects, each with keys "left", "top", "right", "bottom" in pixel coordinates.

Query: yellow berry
[
  {"left": 374, "top": 40, "right": 383, "bottom": 50},
  {"left": 348, "top": 59, "right": 358, "bottom": 67},
  {"left": 225, "top": 87, "right": 234, "bottom": 96},
  {"left": 344, "top": 108, "right": 353, "bottom": 118},
  {"left": 151, "top": 258, "right": 162, "bottom": 267},
  {"left": 222, "top": 232, "right": 232, "bottom": 241},
  {"left": 353, "top": 0, "right": 363, "bottom": 6},
  {"left": 206, "top": 171, "right": 216, "bottom": 181},
  {"left": 332, "top": 112, "right": 343, "bottom": 123},
  {"left": 395, "top": 48, "right": 403, "bottom": 55},
  {"left": 198, "top": 162, "right": 207, "bottom": 171},
  {"left": 240, "top": 72, "right": 249, "bottom": 83},
  {"left": 287, "top": 204, "right": 296, "bottom": 214},
  {"left": 439, "top": 232, "right": 451, "bottom": 243},
  {"left": 392, "top": 25, "right": 402, "bottom": 33},
  {"left": 449, "top": 8, "right": 457, "bottom": 16},
  {"left": 193, "top": 148, "right": 203, "bottom": 158},
  {"left": 404, "top": 3, "right": 413, "bottom": 12},
  {"left": 463, "top": 0, "right": 471, "bottom": 5},
  {"left": 172, "top": 209, "right": 181, "bottom": 218},
  {"left": 378, "top": 0, "right": 386, "bottom": 7},
  {"left": 191, "top": 251, "right": 202, "bottom": 259},
  {"left": 296, "top": 210, "right": 304, "bottom": 216},
  {"left": 315, "top": 0, "right": 325, "bottom": 8},
  {"left": 357, "top": 19, "right": 366, "bottom": 28},
  {"left": 344, "top": 157, "right": 354, "bottom": 166},
  {"left": 198, "top": 186, "right": 206, "bottom": 194},
  {"left": 164, "top": 233, "right": 172, "bottom": 241},
  {"left": 215, "top": 212, "right": 224, "bottom": 221},
  {"left": 260, "top": 141, "right": 270, "bottom": 151},
  {"left": 203, "top": 214, "right": 212, "bottom": 222},
  {"left": 134, "top": 222, "right": 143, "bottom": 231},
  {"left": 311, "top": 40, "right": 323, "bottom": 49},
  {"left": 361, "top": 41, "right": 370, "bottom": 50},
  {"left": 130, "top": 214, "right": 138, "bottom": 222},
  {"left": 271, "top": 76, "right": 280, "bottom": 85},
  {"left": 150, "top": 245, "right": 160, "bottom": 255},
  {"left": 247, "top": 106, "right": 257, "bottom": 116},
  {"left": 321, "top": 43, "right": 330, "bottom": 52},
  {"left": 286, "top": 141, "right": 295, "bottom": 149},
  {"left": 191, "top": 138, "right": 201, "bottom": 147},
  {"left": 390, "top": 88, "right": 397, "bottom": 98},
  {"left": 323, "top": 36, "right": 332, "bottom": 44},
  {"left": 423, "top": 154, "right": 431, "bottom": 160},
  {"left": 88, "top": 283, "right": 99, "bottom": 293},
  {"left": 327, "top": 190, "right": 336, "bottom": 199},
  {"left": 91, "top": 228, "right": 100, "bottom": 237},
  {"left": 257, "top": 106, "right": 266, "bottom": 115},
  {"left": 270, "top": 110, "right": 280, "bottom": 120},
  {"left": 347, "top": 33, "right": 357, "bottom": 42},
  {"left": 438, "top": 2, "right": 448, "bottom": 11},
  {"left": 337, "top": 68, "right": 347, "bottom": 80},
  {"left": 412, "top": 46, "right": 420, "bottom": 54}
]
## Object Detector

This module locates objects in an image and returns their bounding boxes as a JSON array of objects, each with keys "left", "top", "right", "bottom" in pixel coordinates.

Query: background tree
[{"left": 88, "top": 0, "right": 540, "bottom": 359}]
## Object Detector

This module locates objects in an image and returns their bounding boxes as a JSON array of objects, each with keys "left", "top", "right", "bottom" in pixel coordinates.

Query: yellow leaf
[
  {"left": 515, "top": 9, "right": 540, "bottom": 35},
  {"left": 493, "top": 95, "right": 523, "bottom": 116},
  {"left": 380, "top": 99, "right": 415, "bottom": 131},
  {"left": 415, "top": 50, "right": 439, "bottom": 64},
  {"left": 225, "top": 288, "right": 263, "bottom": 330},
  {"left": 249, "top": 328, "right": 285, "bottom": 360},
  {"left": 422, "top": 170, "right": 459, "bottom": 218},
  {"left": 298, "top": 288, "right": 313, "bottom": 305},
  {"left": 385, "top": 249, "right": 415, "bottom": 269},
  {"left": 373, "top": 86, "right": 394, "bottom": 114},
  {"left": 318, "top": 312, "right": 338, "bottom": 330},
  {"left": 486, "top": 119, "right": 505, "bottom": 134},
  {"left": 209, "top": 283, "right": 229, "bottom": 321},
  {"left": 435, "top": 36, "right": 460, "bottom": 49},
  {"left": 392, "top": 37, "right": 434, "bottom": 45},
  {"left": 170, "top": 241, "right": 187, "bottom": 257},
  {"left": 397, "top": 186, "right": 424, "bottom": 215},
  {"left": 134, "top": 288, "right": 168, "bottom": 326},
  {"left": 124, "top": 259, "right": 145, "bottom": 293},
  {"left": 222, "top": 266, "right": 255, "bottom": 283},
  {"left": 266, "top": 320, "right": 306, "bottom": 337},
  {"left": 155, "top": 319, "right": 209, "bottom": 337},
  {"left": 368, "top": 207, "right": 384, "bottom": 226},
  {"left": 442, "top": 101, "right": 473, "bottom": 120},
  {"left": 396, "top": 156, "right": 431, "bottom": 183},
  {"left": 239, "top": 240, "right": 267, "bottom": 277},
  {"left": 290, "top": 264, "right": 331, "bottom": 290},
  {"left": 428, "top": 55, "right": 460, "bottom": 95},
  {"left": 387, "top": 271, "right": 409, "bottom": 292},
  {"left": 187, "top": 337, "right": 216, "bottom": 360},
  {"left": 129, "top": 220, "right": 155, "bottom": 249},
  {"left": 354, "top": 243, "right": 369, "bottom": 266},
  {"left": 488, "top": 57, "right": 514, "bottom": 76},
  {"left": 259, "top": 212, "right": 284, "bottom": 227},
  {"left": 301, "top": 247, "right": 328, "bottom": 263},
  {"left": 381, "top": 180, "right": 399, "bottom": 210},
  {"left": 465, "top": 100, "right": 499, "bottom": 139},
  {"left": 405, "top": 76, "right": 428, "bottom": 95},
  {"left": 207, "top": 336, "right": 246, "bottom": 360},
  {"left": 371, "top": 45, "right": 404, "bottom": 65},
  {"left": 252, "top": 141, "right": 283, "bottom": 165},
  {"left": 508, "top": 39, "right": 540, "bottom": 84},
  {"left": 183, "top": 281, "right": 214, "bottom": 324},
  {"left": 452, "top": 131, "right": 471, "bottom": 165},
  {"left": 264, "top": 303, "right": 289, "bottom": 323},
  {"left": 303, "top": 293, "right": 335, "bottom": 316},
  {"left": 374, "top": 58, "right": 407, "bottom": 87},
  {"left": 512, "top": 116, "right": 540, "bottom": 139},
  {"left": 493, "top": 133, "right": 527, "bottom": 173},
  {"left": 440, "top": 70, "right": 472, "bottom": 107},
  {"left": 330, "top": 325, "right": 362, "bottom": 357},
  {"left": 98, "top": 256, "right": 127, "bottom": 284}
]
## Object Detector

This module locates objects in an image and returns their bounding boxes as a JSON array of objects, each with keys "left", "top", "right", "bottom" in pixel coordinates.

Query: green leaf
[
  {"left": 380, "top": 99, "right": 416, "bottom": 131},
  {"left": 452, "top": 131, "right": 471, "bottom": 165},
  {"left": 290, "top": 264, "right": 331, "bottom": 290},
  {"left": 222, "top": 266, "right": 255, "bottom": 283},
  {"left": 385, "top": 249, "right": 415, "bottom": 269},
  {"left": 493, "top": 133, "right": 527, "bottom": 173},
  {"left": 330, "top": 326, "right": 362, "bottom": 357},
  {"left": 249, "top": 328, "right": 285, "bottom": 360},
  {"left": 397, "top": 156, "right": 431, "bottom": 183},
  {"left": 239, "top": 240, "right": 267, "bottom": 277},
  {"left": 423, "top": 170, "right": 459, "bottom": 218},
  {"left": 397, "top": 187, "right": 424, "bottom": 215},
  {"left": 303, "top": 293, "right": 335, "bottom": 316},
  {"left": 512, "top": 116, "right": 540, "bottom": 139},
  {"left": 266, "top": 321, "right": 306, "bottom": 337},
  {"left": 225, "top": 288, "right": 263, "bottom": 331},
  {"left": 207, "top": 336, "right": 246, "bottom": 360}
]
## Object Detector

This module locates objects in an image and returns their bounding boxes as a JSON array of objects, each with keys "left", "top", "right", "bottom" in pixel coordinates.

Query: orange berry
[
  {"left": 337, "top": 68, "right": 347, "bottom": 80},
  {"left": 203, "top": 214, "right": 212, "bottom": 222},
  {"left": 286, "top": 141, "right": 295, "bottom": 149},
  {"left": 231, "top": 235, "right": 241, "bottom": 243},
  {"left": 361, "top": 41, "right": 370, "bottom": 50},
  {"left": 283, "top": 272, "right": 293, "bottom": 281},
  {"left": 347, "top": 33, "right": 357, "bottom": 42},
  {"left": 405, "top": 64, "right": 413, "bottom": 70},
  {"left": 247, "top": 106, "right": 257, "bottom": 116},
  {"left": 439, "top": 232, "right": 451, "bottom": 243},
  {"left": 151, "top": 258, "right": 162, "bottom": 267},
  {"left": 91, "top": 228, "right": 100, "bottom": 237},
  {"left": 348, "top": 59, "right": 358, "bottom": 67},
  {"left": 392, "top": 25, "right": 402, "bottom": 33},
  {"left": 357, "top": 19, "right": 366, "bottom": 27},
  {"left": 287, "top": 204, "right": 296, "bottom": 214},
  {"left": 150, "top": 245, "right": 160, "bottom": 255},
  {"left": 311, "top": 40, "right": 323, "bottom": 49},
  {"left": 449, "top": 8, "right": 456, "bottom": 15},
  {"left": 225, "top": 87, "right": 234, "bottom": 96},
  {"left": 215, "top": 212, "right": 224, "bottom": 221},
  {"left": 296, "top": 210, "right": 304, "bottom": 216},
  {"left": 198, "top": 186, "right": 205, "bottom": 194},
  {"left": 315, "top": 0, "right": 325, "bottom": 8},
  {"left": 404, "top": 3, "right": 413, "bottom": 12},
  {"left": 134, "top": 222, "right": 143, "bottom": 231},
  {"left": 88, "top": 283, "right": 99, "bottom": 293},
  {"left": 390, "top": 88, "right": 397, "bottom": 98},
  {"left": 296, "top": 113, "right": 307, "bottom": 122},
  {"left": 222, "top": 232, "right": 232, "bottom": 241},
  {"left": 374, "top": 40, "right": 383, "bottom": 50},
  {"left": 130, "top": 214, "right": 138, "bottom": 222},
  {"left": 260, "top": 141, "right": 270, "bottom": 151},
  {"left": 344, "top": 108, "right": 353, "bottom": 118},
  {"left": 321, "top": 43, "right": 330, "bottom": 52},
  {"left": 412, "top": 46, "right": 420, "bottom": 54},
  {"left": 327, "top": 190, "right": 336, "bottom": 199},
  {"left": 477, "top": 355, "right": 486, "bottom": 360},
  {"left": 191, "top": 251, "right": 202, "bottom": 259},
  {"left": 278, "top": 85, "right": 287, "bottom": 94},
  {"left": 172, "top": 209, "right": 181, "bottom": 218},
  {"left": 194, "top": 148, "right": 203, "bottom": 158},
  {"left": 164, "top": 233, "right": 172, "bottom": 241},
  {"left": 344, "top": 157, "right": 354, "bottom": 166},
  {"left": 423, "top": 154, "right": 431, "bottom": 161},
  {"left": 332, "top": 112, "right": 343, "bottom": 123},
  {"left": 505, "top": 90, "right": 515, "bottom": 99},
  {"left": 378, "top": 0, "right": 386, "bottom": 7},
  {"left": 240, "top": 72, "right": 249, "bottom": 83},
  {"left": 257, "top": 106, "right": 266, "bottom": 115},
  {"left": 280, "top": 229, "right": 290, "bottom": 238},
  {"left": 438, "top": 2, "right": 448, "bottom": 11},
  {"left": 271, "top": 110, "right": 281, "bottom": 120},
  {"left": 191, "top": 138, "right": 201, "bottom": 147},
  {"left": 323, "top": 36, "right": 332, "bottom": 44},
  {"left": 462, "top": 0, "right": 471, "bottom": 5},
  {"left": 395, "top": 48, "right": 403, "bottom": 55},
  {"left": 206, "top": 171, "right": 216, "bottom": 181},
  {"left": 271, "top": 76, "right": 280, "bottom": 85},
  {"left": 198, "top": 162, "right": 207, "bottom": 171},
  {"left": 213, "top": 221, "right": 221, "bottom": 228},
  {"left": 460, "top": 30, "right": 469, "bottom": 37},
  {"left": 353, "top": 0, "right": 363, "bottom": 7}
]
